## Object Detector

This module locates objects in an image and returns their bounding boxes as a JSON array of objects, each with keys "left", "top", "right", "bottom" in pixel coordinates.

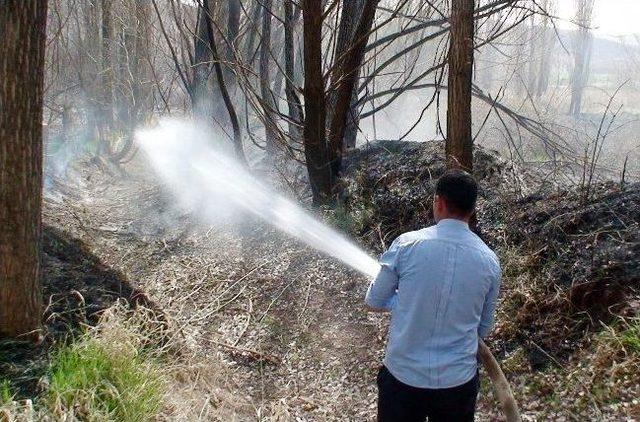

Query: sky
[{"left": 555, "top": 0, "right": 640, "bottom": 36}]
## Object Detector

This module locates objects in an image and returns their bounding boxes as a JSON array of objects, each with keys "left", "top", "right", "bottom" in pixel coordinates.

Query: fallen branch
[{"left": 207, "top": 339, "right": 281, "bottom": 365}]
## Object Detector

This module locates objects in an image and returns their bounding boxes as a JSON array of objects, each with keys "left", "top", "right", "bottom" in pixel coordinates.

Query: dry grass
[{"left": 0, "top": 302, "right": 250, "bottom": 422}]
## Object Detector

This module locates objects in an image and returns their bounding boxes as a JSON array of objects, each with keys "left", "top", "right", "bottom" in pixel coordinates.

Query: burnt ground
[
  {"left": 342, "top": 141, "right": 639, "bottom": 362},
  {"left": 8, "top": 140, "right": 638, "bottom": 420}
]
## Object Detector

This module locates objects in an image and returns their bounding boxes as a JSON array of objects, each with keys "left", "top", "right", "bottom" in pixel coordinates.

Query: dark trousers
[{"left": 377, "top": 366, "right": 479, "bottom": 422}]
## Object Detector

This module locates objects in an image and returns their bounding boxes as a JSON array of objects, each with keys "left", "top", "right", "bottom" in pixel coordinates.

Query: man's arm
[
  {"left": 365, "top": 238, "right": 402, "bottom": 312},
  {"left": 478, "top": 262, "right": 501, "bottom": 338}
]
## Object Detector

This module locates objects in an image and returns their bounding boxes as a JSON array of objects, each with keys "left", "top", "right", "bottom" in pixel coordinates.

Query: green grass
[
  {"left": 0, "top": 379, "right": 14, "bottom": 406},
  {"left": 326, "top": 201, "right": 374, "bottom": 234},
  {"left": 618, "top": 318, "right": 640, "bottom": 354},
  {"left": 44, "top": 312, "right": 166, "bottom": 421}
]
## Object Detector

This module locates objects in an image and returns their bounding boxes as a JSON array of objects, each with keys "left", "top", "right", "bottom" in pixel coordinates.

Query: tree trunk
[
  {"left": 284, "top": 0, "right": 304, "bottom": 145},
  {"left": 302, "top": 0, "right": 332, "bottom": 205},
  {"left": 446, "top": 0, "right": 474, "bottom": 171},
  {"left": 535, "top": 0, "right": 553, "bottom": 96},
  {"left": 327, "top": 0, "right": 379, "bottom": 178},
  {"left": 260, "top": 0, "right": 278, "bottom": 158},
  {"left": 526, "top": 13, "right": 537, "bottom": 95},
  {"left": 227, "top": 0, "right": 241, "bottom": 61},
  {"left": 0, "top": 0, "right": 47, "bottom": 340},
  {"left": 193, "top": 4, "right": 212, "bottom": 118},
  {"left": 328, "top": 0, "right": 366, "bottom": 150},
  {"left": 202, "top": 0, "right": 248, "bottom": 166},
  {"left": 569, "top": 0, "right": 594, "bottom": 116},
  {"left": 224, "top": 0, "right": 241, "bottom": 94},
  {"left": 100, "top": 0, "right": 114, "bottom": 138}
]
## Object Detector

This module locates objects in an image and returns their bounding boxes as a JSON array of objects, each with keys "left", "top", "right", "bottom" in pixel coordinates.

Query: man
[{"left": 365, "top": 169, "right": 501, "bottom": 422}]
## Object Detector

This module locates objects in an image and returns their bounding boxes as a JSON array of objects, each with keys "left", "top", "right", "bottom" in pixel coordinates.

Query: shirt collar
[{"left": 436, "top": 218, "right": 469, "bottom": 230}]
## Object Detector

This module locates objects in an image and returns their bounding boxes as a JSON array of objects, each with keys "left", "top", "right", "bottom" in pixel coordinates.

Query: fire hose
[{"left": 478, "top": 339, "right": 521, "bottom": 422}]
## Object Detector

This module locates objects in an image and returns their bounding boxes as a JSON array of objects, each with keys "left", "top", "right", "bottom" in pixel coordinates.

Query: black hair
[{"left": 435, "top": 169, "right": 478, "bottom": 215}]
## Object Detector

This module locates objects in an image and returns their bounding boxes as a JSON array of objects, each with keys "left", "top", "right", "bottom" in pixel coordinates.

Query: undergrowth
[
  {"left": 325, "top": 200, "right": 375, "bottom": 235},
  {"left": 46, "top": 335, "right": 164, "bottom": 420},
  {"left": 491, "top": 245, "right": 640, "bottom": 417},
  {"left": 0, "top": 304, "right": 168, "bottom": 421},
  {"left": 589, "top": 317, "right": 640, "bottom": 405}
]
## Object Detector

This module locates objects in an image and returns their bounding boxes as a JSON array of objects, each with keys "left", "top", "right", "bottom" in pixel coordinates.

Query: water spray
[{"left": 136, "top": 118, "right": 380, "bottom": 278}]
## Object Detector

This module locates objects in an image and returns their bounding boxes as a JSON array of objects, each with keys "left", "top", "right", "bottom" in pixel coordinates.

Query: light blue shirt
[{"left": 365, "top": 219, "right": 501, "bottom": 389}]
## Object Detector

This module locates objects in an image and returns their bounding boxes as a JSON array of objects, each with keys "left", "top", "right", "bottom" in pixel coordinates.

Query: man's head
[{"left": 433, "top": 169, "right": 478, "bottom": 222}]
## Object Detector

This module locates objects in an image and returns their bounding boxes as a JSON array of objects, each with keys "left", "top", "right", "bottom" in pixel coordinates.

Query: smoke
[{"left": 136, "top": 118, "right": 381, "bottom": 278}]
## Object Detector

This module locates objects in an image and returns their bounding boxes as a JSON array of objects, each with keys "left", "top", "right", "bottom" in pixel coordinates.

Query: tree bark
[
  {"left": 535, "top": 0, "right": 553, "bottom": 96},
  {"left": 0, "top": 0, "right": 47, "bottom": 339},
  {"left": 193, "top": 3, "right": 212, "bottom": 118},
  {"left": 223, "top": 0, "right": 241, "bottom": 95},
  {"left": 446, "top": 0, "right": 475, "bottom": 171},
  {"left": 328, "top": 0, "right": 366, "bottom": 150},
  {"left": 227, "top": 0, "right": 241, "bottom": 61},
  {"left": 302, "top": 0, "right": 332, "bottom": 205},
  {"left": 327, "top": 0, "right": 379, "bottom": 178}
]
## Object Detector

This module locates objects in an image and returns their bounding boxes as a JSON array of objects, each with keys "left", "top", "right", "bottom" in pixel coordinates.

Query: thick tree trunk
[
  {"left": 327, "top": 0, "right": 379, "bottom": 177},
  {"left": 446, "top": 0, "right": 474, "bottom": 171},
  {"left": 302, "top": 0, "right": 332, "bottom": 205},
  {"left": 0, "top": 1, "right": 47, "bottom": 339},
  {"left": 328, "top": 0, "right": 366, "bottom": 150}
]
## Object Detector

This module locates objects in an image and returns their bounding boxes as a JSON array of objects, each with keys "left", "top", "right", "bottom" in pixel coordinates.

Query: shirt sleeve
[
  {"left": 478, "top": 261, "right": 501, "bottom": 339},
  {"left": 365, "top": 237, "right": 402, "bottom": 311}
]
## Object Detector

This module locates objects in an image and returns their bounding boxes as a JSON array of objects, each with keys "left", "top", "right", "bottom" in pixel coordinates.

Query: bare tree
[
  {"left": 0, "top": 0, "right": 48, "bottom": 339},
  {"left": 446, "top": 0, "right": 475, "bottom": 170},
  {"left": 535, "top": 0, "right": 554, "bottom": 96},
  {"left": 302, "top": 0, "right": 332, "bottom": 205},
  {"left": 569, "top": 0, "right": 594, "bottom": 116},
  {"left": 260, "top": 0, "right": 278, "bottom": 157},
  {"left": 193, "top": 2, "right": 213, "bottom": 118},
  {"left": 202, "top": 0, "right": 248, "bottom": 165}
]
